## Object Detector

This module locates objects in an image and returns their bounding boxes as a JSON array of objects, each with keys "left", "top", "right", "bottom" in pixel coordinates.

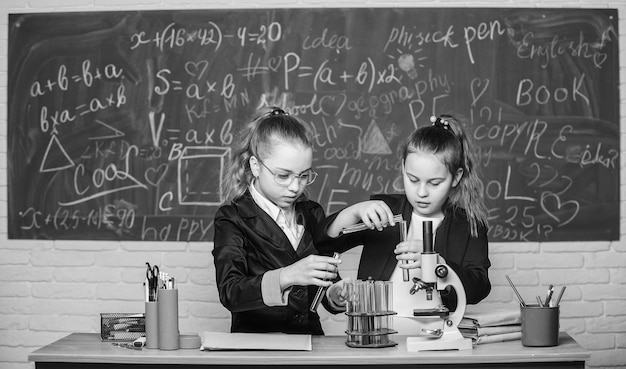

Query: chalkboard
[{"left": 8, "top": 8, "right": 620, "bottom": 242}]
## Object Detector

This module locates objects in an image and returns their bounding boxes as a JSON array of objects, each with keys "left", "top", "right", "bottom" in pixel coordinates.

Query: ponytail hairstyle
[
  {"left": 223, "top": 106, "right": 314, "bottom": 201},
  {"left": 402, "top": 114, "right": 488, "bottom": 237}
]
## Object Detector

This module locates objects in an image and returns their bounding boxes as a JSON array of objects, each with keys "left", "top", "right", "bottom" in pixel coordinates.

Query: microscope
[{"left": 405, "top": 220, "right": 472, "bottom": 351}]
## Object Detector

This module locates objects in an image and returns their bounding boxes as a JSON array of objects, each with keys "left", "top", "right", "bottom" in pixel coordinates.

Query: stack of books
[{"left": 459, "top": 308, "right": 521, "bottom": 345}]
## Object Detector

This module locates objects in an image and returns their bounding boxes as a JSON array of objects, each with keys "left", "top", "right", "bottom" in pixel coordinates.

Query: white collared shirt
[{"left": 249, "top": 183, "right": 304, "bottom": 249}]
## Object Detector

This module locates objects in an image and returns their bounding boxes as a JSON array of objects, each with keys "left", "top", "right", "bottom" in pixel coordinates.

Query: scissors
[{"left": 146, "top": 263, "right": 159, "bottom": 301}]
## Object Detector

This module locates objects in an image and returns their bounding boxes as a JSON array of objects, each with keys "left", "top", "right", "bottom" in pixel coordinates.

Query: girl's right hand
[
  {"left": 348, "top": 200, "right": 396, "bottom": 231},
  {"left": 395, "top": 239, "right": 423, "bottom": 270},
  {"left": 279, "top": 254, "right": 341, "bottom": 290},
  {"left": 327, "top": 200, "right": 395, "bottom": 238}
]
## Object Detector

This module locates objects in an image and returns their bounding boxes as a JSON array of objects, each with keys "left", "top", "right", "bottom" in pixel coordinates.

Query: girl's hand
[
  {"left": 328, "top": 278, "right": 352, "bottom": 307},
  {"left": 395, "top": 243, "right": 447, "bottom": 270},
  {"left": 279, "top": 254, "right": 341, "bottom": 290},
  {"left": 328, "top": 200, "right": 395, "bottom": 237},
  {"left": 351, "top": 200, "right": 396, "bottom": 231},
  {"left": 394, "top": 240, "right": 422, "bottom": 270}
]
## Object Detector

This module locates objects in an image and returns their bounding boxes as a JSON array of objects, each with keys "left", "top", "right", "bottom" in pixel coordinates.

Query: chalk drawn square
[{"left": 177, "top": 146, "right": 231, "bottom": 206}]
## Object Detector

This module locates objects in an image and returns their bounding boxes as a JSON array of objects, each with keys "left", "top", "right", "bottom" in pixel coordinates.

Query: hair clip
[
  {"left": 269, "top": 108, "right": 288, "bottom": 116},
  {"left": 430, "top": 115, "right": 450, "bottom": 130}
]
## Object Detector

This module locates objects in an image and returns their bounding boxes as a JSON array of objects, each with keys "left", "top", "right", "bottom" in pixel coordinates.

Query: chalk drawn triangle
[
  {"left": 89, "top": 119, "right": 125, "bottom": 140},
  {"left": 362, "top": 120, "right": 392, "bottom": 155},
  {"left": 40, "top": 135, "right": 75, "bottom": 173}
]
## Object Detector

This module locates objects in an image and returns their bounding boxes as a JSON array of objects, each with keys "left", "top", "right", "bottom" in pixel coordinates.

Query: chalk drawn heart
[
  {"left": 540, "top": 192, "right": 579, "bottom": 227},
  {"left": 470, "top": 78, "right": 489, "bottom": 106},
  {"left": 320, "top": 93, "right": 347, "bottom": 117},
  {"left": 145, "top": 164, "right": 168, "bottom": 187},
  {"left": 267, "top": 56, "right": 282, "bottom": 72},
  {"left": 185, "top": 60, "right": 209, "bottom": 78}
]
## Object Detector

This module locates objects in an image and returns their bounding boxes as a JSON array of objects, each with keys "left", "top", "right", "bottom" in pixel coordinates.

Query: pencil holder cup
[
  {"left": 157, "top": 289, "right": 180, "bottom": 350},
  {"left": 520, "top": 304, "right": 559, "bottom": 347},
  {"left": 144, "top": 301, "right": 158, "bottom": 349}
]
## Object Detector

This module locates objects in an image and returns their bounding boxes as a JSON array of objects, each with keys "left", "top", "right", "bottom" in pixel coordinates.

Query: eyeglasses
[{"left": 258, "top": 160, "right": 317, "bottom": 186}]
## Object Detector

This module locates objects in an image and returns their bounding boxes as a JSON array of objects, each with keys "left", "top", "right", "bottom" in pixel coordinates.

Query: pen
[
  {"left": 554, "top": 286, "right": 566, "bottom": 306},
  {"left": 310, "top": 252, "right": 340, "bottom": 312},
  {"left": 536, "top": 295, "right": 543, "bottom": 307},
  {"left": 505, "top": 275, "right": 526, "bottom": 307}
]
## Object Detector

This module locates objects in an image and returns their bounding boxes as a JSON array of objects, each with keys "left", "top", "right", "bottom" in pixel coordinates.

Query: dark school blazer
[
  {"left": 213, "top": 190, "right": 340, "bottom": 335},
  {"left": 315, "top": 194, "right": 491, "bottom": 310}
]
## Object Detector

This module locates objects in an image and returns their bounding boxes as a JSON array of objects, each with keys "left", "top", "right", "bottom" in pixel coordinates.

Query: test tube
[
  {"left": 384, "top": 281, "right": 393, "bottom": 311},
  {"left": 345, "top": 280, "right": 355, "bottom": 314},
  {"left": 309, "top": 252, "right": 340, "bottom": 312},
  {"left": 345, "top": 281, "right": 355, "bottom": 334},
  {"left": 386, "top": 281, "right": 394, "bottom": 331},
  {"left": 367, "top": 279, "right": 376, "bottom": 313},
  {"left": 353, "top": 280, "right": 362, "bottom": 314},
  {"left": 374, "top": 280, "right": 384, "bottom": 330},
  {"left": 375, "top": 280, "right": 385, "bottom": 312},
  {"left": 399, "top": 220, "right": 410, "bottom": 281},
  {"left": 341, "top": 214, "right": 403, "bottom": 234}
]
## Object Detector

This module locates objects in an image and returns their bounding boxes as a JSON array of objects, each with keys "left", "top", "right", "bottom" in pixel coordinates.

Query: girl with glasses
[{"left": 213, "top": 106, "right": 345, "bottom": 334}]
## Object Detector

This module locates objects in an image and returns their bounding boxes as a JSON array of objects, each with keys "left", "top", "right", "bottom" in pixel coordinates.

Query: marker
[{"left": 544, "top": 284, "right": 554, "bottom": 307}]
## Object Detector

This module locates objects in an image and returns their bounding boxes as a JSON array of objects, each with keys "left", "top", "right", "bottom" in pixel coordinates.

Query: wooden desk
[{"left": 29, "top": 332, "right": 589, "bottom": 369}]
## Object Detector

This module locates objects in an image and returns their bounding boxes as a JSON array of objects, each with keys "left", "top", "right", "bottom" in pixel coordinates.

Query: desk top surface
[{"left": 29, "top": 332, "right": 589, "bottom": 366}]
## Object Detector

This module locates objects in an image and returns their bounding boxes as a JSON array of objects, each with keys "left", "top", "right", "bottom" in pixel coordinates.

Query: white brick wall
[{"left": 0, "top": 1, "right": 625, "bottom": 368}]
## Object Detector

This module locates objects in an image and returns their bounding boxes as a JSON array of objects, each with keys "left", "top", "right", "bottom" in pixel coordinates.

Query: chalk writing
[{"left": 8, "top": 8, "right": 619, "bottom": 242}]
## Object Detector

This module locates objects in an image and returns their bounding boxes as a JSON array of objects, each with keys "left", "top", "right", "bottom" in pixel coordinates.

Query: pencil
[
  {"left": 506, "top": 275, "right": 526, "bottom": 307},
  {"left": 536, "top": 295, "right": 544, "bottom": 307}
]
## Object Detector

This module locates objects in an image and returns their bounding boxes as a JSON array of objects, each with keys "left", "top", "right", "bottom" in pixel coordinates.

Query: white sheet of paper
[{"left": 200, "top": 332, "right": 312, "bottom": 351}]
